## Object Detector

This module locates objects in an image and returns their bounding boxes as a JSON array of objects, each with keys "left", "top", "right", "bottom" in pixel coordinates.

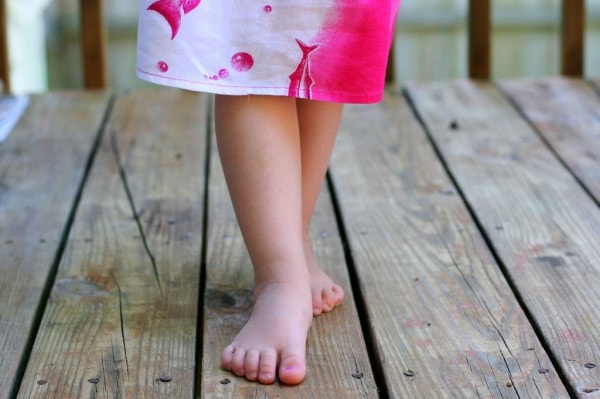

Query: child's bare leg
[
  {"left": 296, "top": 99, "right": 345, "bottom": 315},
  {"left": 215, "top": 94, "right": 312, "bottom": 385}
]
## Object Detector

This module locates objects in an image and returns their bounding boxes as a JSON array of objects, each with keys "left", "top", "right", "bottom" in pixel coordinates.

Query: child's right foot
[
  {"left": 221, "top": 278, "right": 313, "bottom": 385},
  {"left": 308, "top": 265, "right": 345, "bottom": 315},
  {"left": 305, "top": 240, "right": 345, "bottom": 315}
]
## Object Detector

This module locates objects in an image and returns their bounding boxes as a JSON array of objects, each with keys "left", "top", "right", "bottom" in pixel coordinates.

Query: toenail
[{"left": 283, "top": 366, "right": 299, "bottom": 372}]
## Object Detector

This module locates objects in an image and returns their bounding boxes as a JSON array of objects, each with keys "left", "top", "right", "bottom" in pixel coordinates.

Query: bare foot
[
  {"left": 308, "top": 266, "right": 344, "bottom": 315},
  {"left": 304, "top": 240, "right": 345, "bottom": 315},
  {"left": 221, "top": 279, "right": 313, "bottom": 385}
]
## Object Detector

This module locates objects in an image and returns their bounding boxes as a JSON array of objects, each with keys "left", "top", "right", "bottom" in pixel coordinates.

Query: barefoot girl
[{"left": 137, "top": 0, "right": 400, "bottom": 385}]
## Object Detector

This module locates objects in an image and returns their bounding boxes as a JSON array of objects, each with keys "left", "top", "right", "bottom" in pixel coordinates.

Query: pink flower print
[
  {"left": 147, "top": 0, "right": 202, "bottom": 39},
  {"left": 288, "top": 39, "right": 320, "bottom": 99}
]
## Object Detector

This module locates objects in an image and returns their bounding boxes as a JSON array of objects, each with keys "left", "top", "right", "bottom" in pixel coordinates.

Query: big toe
[{"left": 278, "top": 347, "right": 306, "bottom": 385}]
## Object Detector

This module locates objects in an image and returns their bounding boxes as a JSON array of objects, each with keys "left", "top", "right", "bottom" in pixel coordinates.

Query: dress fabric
[{"left": 137, "top": 0, "right": 401, "bottom": 104}]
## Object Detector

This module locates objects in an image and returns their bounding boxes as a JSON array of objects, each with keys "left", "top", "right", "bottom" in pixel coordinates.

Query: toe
[
  {"left": 258, "top": 349, "right": 277, "bottom": 384},
  {"left": 321, "top": 287, "right": 336, "bottom": 313},
  {"left": 278, "top": 346, "right": 306, "bottom": 385},
  {"left": 312, "top": 289, "right": 324, "bottom": 316},
  {"left": 244, "top": 350, "right": 260, "bottom": 381},
  {"left": 231, "top": 348, "right": 247, "bottom": 377},
  {"left": 221, "top": 344, "right": 235, "bottom": 370},
  {"left": 332, "top": 284, "right": 344, "bottom": 304}
]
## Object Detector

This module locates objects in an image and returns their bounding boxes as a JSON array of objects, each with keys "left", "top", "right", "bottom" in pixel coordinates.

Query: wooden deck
[{"left": 0, "top": 77, "right": 598, "bottom": 398}]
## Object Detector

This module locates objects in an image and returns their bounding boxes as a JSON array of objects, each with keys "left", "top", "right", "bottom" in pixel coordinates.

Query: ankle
[{"left": 253, "top": 265, "right": 310, "bottom": 289}]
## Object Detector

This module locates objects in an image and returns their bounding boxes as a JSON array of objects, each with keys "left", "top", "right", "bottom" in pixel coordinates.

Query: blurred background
[{"left": 4, "top": 0, "right": 600, "bottom": 93}]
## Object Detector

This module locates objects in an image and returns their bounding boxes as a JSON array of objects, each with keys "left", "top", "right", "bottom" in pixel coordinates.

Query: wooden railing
[
  {"left": 80, "top": 0, "right": 108, "bottom": 89},
  {"left": 561, "top": 0, "right": 585, "bottom": 76},
  {"left": 0, "top": 0, "right": 588, "bottom": 92},
  {"left": 467, "top": 0, "right": 585, "bottom": 79},
  {"left": 0, "top": 0, "right": 108, "bottom": 92},
  {"left": 0, "top": 0, "right": 8, "bottom": 92},
  {"left": 386, "top": 0, "right": 586, "bottom": 82},
  {"left": 468, "top": 0, "right": 492, "bottom": 79}
]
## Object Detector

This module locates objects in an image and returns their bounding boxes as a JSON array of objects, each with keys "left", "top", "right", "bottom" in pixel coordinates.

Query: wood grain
[
  {"left": 17, "top": 89, "right": 207, "bottom": 398},
  {"left": 80, "top": 0, "right": 108, "bottom": 88},
  {"left": 561, "top": 0, "right": 585, "bottom": 77},
  {"left": 498, "top": 77, "right": 600, "bottom": 203},
  {"left": 0, "top": 92, "right": 110, "bottom": 399},
  {"left": 329, "top": 92, "right": 568, "bottom": 398},
  {"left": 468, "top": 0, "right": 491, "bottom": 79},
  {"left": 200, "top": 118, "right": 378, "bottom": 398},
  {"left": 406, "top": 79, "right": 600, "bottom": 397}
]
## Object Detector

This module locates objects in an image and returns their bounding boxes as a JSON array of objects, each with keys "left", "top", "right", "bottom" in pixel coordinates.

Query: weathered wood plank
[
  {"left": 201, "top": 125, "right": 378, "bottom": 397},
  {"left": 499, "top": 77, "right": 600, "bottom": 203},
  {"left": 329, "top": 92, "right": 569, "bottom": 398},
  {"left": 0, "top": 92, "right": 111, "bottom": 399},
  {"left": 406, "top": 80, "right": 600, "bottom": 397},
  {"left": 17, "top": 89, "right": 207, "bottom": 398}
]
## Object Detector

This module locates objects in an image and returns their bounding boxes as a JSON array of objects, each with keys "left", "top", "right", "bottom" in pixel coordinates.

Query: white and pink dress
[{"left": 137, "top": 0, "right": 401, "bottom": 104}]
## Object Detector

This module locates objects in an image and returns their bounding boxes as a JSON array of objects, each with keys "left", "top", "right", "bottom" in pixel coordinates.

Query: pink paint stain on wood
[
  {"left": 561, "top": 328, "right": 588, "bottom": 342},
  {"left": 414, "top": 338, "right": 433, "bottom": 348},
  {"left": 403, "top": 318, "right": 424, "bottom": 329},
  {"left": 465, "top": 346, "right": 478, "bottom": 357},
  {"left": 531, "top": 244, "right": 544, "bottom": 254},
  {"left": 515, "top": 253, "right": 527, "bottom": 273}
]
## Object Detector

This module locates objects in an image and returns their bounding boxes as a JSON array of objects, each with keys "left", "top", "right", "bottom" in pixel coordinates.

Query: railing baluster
[
  {"left": 386, "top": 42, "right": 396, "bottom": 84},
  {"left": 0, "top": 0, "right": 10, "bottom": 92},
  {"left": 469, "top": 0, "right": 491, "bottom": 80},
  {"left": 561, "top": 0, "right": 585, "bottom": 76},
  {"left": 80, "top": 0, "right": 108, "bottom": 88}
]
